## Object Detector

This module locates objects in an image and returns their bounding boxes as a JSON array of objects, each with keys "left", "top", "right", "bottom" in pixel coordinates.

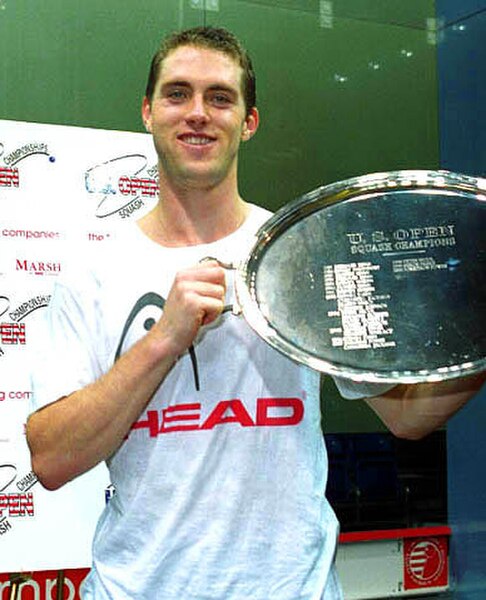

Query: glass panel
[
  {"left": 438, "top": 5, "right": 486, "bottom": 597},
  {"left": 0, "top": 0, "right": 203, "bottom": 129},
  {"left": 210, "top": 0, "right": 438, "bottom": 211}
]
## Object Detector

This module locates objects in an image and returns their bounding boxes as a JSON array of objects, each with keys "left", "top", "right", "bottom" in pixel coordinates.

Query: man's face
[{"left": 142, "top": 45, "right": 258, "bottom": 190}]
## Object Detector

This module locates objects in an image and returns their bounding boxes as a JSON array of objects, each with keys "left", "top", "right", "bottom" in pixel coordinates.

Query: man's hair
[{"left": 145, "top": 26, "right": 256, "bottom": 116}]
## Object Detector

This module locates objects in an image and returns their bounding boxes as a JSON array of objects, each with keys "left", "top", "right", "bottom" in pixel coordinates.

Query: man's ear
[
  {"left": 141, "top": 96, "right": 152, "bottom": 133},
  {"left": 242, "top": 107, "right": 259, "bottom": 141}
]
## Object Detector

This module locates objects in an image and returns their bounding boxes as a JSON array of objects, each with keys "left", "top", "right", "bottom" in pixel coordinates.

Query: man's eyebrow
[
  {"left": 160, "top": 81, "right": 238, "bottom": 94},
  {"left": 207, "top": 84, "right": 238, "bottom": 95},
  {"left": 161, "top": 80, "right": 191, "bottom": 89}
]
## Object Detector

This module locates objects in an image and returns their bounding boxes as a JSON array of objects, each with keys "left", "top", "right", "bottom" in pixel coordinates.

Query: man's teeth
[{"left": 184, "top": 136, "right": 212, "bottom": 145}]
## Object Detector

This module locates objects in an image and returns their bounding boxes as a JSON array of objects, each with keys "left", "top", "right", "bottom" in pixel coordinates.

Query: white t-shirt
[{"left": 31, "top": 205, "right": 387, "bottom": 599}]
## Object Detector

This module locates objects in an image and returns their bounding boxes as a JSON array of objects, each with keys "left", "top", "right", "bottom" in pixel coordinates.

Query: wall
[
  {"left": 437, "top": 0, "right": 485, "bottom": 178},
  {"left": 436, "top": 1, "right": 486, "bottom": 597},
  {"left": 1, "top": 0, "right": 439, "bottom": 207}
]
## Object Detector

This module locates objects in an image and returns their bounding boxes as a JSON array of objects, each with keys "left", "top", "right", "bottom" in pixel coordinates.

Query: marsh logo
[
  {"left": 404, "top": 537, "right": 448, "bottom": 590},
  {"left": 15, "top": 258, "right": 61, "bottom": 276},
  {"left": 85, "top": 154, "right": 158, "bottom": 219}
]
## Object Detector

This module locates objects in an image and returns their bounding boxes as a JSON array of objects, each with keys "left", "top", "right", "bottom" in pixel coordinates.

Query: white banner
[{"left": 0, "top": 120, "right": 158, "bottom": 572}]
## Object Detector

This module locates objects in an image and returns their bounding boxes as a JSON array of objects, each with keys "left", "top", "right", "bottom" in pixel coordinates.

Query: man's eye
[
  {"left": 167, "top": 89, "right": 187, "bottom": 101},
  {"left": 211, "top": 93, "right": 232, "bottom": 106}
]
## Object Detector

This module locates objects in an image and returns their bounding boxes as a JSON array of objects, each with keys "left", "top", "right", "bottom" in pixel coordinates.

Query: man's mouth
[{"left": 179, "top": 134, "right": 215, "bottom": 146}]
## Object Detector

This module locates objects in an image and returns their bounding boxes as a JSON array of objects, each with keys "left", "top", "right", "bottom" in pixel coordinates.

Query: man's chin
[{"left": 171, "top": 163, "right": 232, "bottom": 189}]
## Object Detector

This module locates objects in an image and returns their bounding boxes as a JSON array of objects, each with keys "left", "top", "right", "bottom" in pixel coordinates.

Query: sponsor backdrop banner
[{"left": 0, "top": 120, "right": 158, "bottom": 572}]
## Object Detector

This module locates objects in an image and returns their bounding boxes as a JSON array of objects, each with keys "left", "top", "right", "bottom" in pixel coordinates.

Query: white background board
[{"left": 0, "top": 119, "right": 157, "bottom": 571}]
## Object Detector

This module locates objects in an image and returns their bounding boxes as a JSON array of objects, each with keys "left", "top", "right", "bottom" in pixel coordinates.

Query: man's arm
[
  {"left": 365, "top": 371, "right": 486, "bottom": 440},
  {"left": 26, "top": 261, "right": 226, "bottom": 491}
]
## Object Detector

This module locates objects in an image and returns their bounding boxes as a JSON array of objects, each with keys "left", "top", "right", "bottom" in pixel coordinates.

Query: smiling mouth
[{"left": 179, "top": 135, "right": 215, "bottom": 146}]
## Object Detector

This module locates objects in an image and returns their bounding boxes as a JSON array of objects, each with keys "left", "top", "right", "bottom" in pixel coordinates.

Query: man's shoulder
[
  {"left": 246, "top": 203, "right": 273, "bottom": 230},
  {"left": 249, "top": 203, "right": 273, "bottom": 218}
]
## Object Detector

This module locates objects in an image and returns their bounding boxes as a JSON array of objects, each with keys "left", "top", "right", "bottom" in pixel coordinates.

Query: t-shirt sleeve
[
  {"left": 332, "top": 375, "right": 396, "bottom": 400},
  {"left": 29, "top": 275, "right": 105, "bottom": 414}
]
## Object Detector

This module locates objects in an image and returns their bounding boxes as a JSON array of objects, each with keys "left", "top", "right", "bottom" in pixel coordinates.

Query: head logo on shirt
[{"left": 114, "top": 291, "right": 201, "bottom": 390}]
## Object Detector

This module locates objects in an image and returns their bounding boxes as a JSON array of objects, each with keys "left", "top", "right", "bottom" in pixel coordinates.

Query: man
[{"left": 27, "top": 26, "right": 484, "bottom": 599}]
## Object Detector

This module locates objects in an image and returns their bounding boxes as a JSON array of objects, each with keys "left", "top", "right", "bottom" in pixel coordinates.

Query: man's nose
[{"left": 186, "top": 95, "right": 209, "bottom": 126}]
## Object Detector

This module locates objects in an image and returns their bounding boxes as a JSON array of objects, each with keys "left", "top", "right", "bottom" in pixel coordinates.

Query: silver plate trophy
[{"left": 234, "top": 170, "right": 486, "bottom": 383}]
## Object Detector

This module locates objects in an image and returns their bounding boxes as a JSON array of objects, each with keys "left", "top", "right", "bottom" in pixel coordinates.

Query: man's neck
[{"left": 138, "top": 179, "right": 250, "bottom": 247}]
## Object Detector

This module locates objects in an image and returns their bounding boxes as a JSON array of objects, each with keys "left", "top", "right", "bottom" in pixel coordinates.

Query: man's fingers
[
  {"left": 199, "top": 296, "right": 226, "bottom": 326},
  {"left": 153, "top": 262, "right": 229, "bottom": 355}
]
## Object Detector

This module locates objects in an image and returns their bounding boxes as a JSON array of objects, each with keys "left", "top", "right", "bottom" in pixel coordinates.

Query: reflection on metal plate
[{"left": 235, "top": 170, "right": 486, "bottom": 382}]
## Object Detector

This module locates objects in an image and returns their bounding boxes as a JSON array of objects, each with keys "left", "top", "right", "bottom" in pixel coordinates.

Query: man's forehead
[{"left": 158, "top": 44, "right": 243, "bottom": 85}]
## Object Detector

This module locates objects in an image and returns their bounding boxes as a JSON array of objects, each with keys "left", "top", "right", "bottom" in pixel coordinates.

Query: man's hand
[{"left": 153, "top": 259, "right": 227, "bottom": 357}]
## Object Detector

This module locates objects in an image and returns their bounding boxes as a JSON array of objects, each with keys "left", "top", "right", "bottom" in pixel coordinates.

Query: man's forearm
[
  {"left": 26, "top": 329, "right": 179, "bottom": 490},
  {"left": 365, "top": 371, "right": 486, "bottom": 440}
]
